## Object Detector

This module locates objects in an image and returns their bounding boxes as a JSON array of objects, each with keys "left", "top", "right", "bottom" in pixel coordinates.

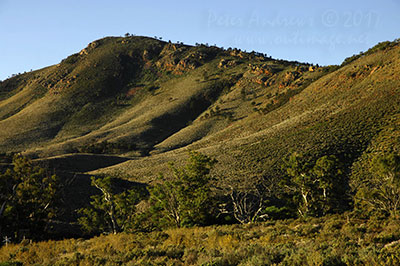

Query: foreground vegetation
[
  {"left": 2, "top": 150, "right": 400, "bottom": 265},
  {"left": 2, "top": 214, "right": 400, "bottom": 265}
]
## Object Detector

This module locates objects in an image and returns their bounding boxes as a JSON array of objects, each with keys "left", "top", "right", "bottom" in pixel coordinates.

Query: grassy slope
[
  {"left": 92, "top": 40, "right": 400, "bottom": 189},
  {"left": 0, "top": 36, "right": 325, "bottom": 170},
  {"left": 1, "top": 36, "right": 399, "bottom": 181},
  {"left": 0, "top": 36, "right": 163, "bottom": 154}
]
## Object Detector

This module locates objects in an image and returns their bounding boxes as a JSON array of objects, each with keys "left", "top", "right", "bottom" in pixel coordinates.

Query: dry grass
[{"left": 2, "top": 215, "right": 400, "bottom": 265}]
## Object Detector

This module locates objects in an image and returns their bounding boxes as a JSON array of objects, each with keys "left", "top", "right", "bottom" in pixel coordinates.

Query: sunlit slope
[
  {"left": 0, "top": 36, "right": 321, "bottom": 157},
  {"left": 1, "top": 36, "right": 399, "bottom": 188},
  {"left": 0, "top": 36, "right": 225, "bottom": 154},
  {"left": 94, "top": 40, "right": 400, "bottom": 184}
]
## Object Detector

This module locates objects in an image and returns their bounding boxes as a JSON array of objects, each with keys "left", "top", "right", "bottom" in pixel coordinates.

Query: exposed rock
[
  {"left": 370, "top": 66, "right": 380, "bottom": 75},
  {"left": 156, "top": 47, "right": 204, "bottom": 74},
  {"left": 230, "top": 49, "right": 246, "bottom": 58},
  {"left": 248, "top": 64, "right": 273, "bottom": 75},
  {"left": 176, "top": 58, "right": 200, "bottom": 71},
  {"left": 79, "top": 49, "right": 88, "bottom": 56},
  {"left": 160, "top": 43, "right": 178, "bottom": 57},
  {"left": 89, "top": 41, "right": 99, "bottom": 49},
  {"left": 142, "top": 50, "right": 150, "bottom": 61},
  {"left": 219, "top": 59, "right": 227, "bottom": 68},
  {"left": 282, "top": 71, "right": 301, "bottom": 86},
  {"left": 219, "top": 59, "right": 237, "bottom": 68},
  {"left": 79, "top": 41, "right": 100, "bottom": 56},
  {"left": 285, "top": 71, "right": 300, "bottom": 81}
]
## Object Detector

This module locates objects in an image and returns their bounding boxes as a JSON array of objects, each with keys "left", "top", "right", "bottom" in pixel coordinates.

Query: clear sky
[{"left": 0, "top": 0, "right": 399, "bottom": 80}]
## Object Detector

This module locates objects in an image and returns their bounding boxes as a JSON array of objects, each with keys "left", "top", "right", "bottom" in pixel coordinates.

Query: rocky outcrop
[
  {"left": 176, "top": 57, "right": 200, "bottom": 71},
  {"left": 79, "top": 41, "right": 99, "bottom": 56},
  {"left": 284, "top": 71, "right": 300, "bottom": 82},
  {"left": 248, "top": 64, "right": 274, "bottom": 75},
  {"left": 156, "top": 44, "right": 207, "bottom": 74},
  {"left": 230, "top": 49, "right": 246, "bottom": 58},
  {"left": 218, "top": 59, "right": 237, "bottom": 68}
]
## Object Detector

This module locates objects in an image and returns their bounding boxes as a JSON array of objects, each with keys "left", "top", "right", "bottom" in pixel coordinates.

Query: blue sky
[{"left": 0, "top": 0, "right": 399, "bottom": 80}]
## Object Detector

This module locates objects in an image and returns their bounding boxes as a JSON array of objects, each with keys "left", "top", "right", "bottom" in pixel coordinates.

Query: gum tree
[
  {"left": 357, "top": 153, "right": 400, "bottom": 217},
  {"left": 78, "top": 176, "right": 144, "bottom": 234},
  {"left": 0, "top": 155, "right": 59, "bottom": 240},
  {"left": 282, "top": 153, "right": 346, "bottom": 217},
  {"left": 149, "top": 151, "right": 216, "bottom": 228}
]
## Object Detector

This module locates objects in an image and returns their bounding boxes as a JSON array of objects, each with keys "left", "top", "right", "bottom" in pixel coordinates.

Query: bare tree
[
  {"left": 217, "top": 164, "right": 279, "bottom": 224},
  {"left": 227, "top": 185, "right": 265, "bottom": 224}
]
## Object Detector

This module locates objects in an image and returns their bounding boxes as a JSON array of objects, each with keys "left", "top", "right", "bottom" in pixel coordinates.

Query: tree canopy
[
  {"left": 149, "top": 151, "right": 217, "bottom": 228},
  {"left": 78, "top": 176, "right": 145, "bottom": 235},
  {"left": 281, "top": 153, "right": 347, "bottom": 217},
  {"left": 356, "top": 152, "right": 400, "bottom": 217},
  {"left": 0, "top": 155, "right": 59, "bottom": 241}
]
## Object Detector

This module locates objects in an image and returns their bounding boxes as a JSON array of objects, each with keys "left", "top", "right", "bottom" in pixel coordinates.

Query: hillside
[
  {"left": 87, "top": 38, "right": 400, "bottom": 190},
  {"left": 0, "top": 36, "right": 325, "bottom": 159},
  {"left": 1, "top": 36, "right": 400, "bottom": 234}
]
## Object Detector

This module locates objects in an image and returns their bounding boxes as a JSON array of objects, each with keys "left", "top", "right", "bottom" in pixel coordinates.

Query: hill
[
  {"left": 1, "top": 36, "right": 400, "bottom": 236},
  {"left": 0, "top": 36, "right": 325, "bottom": 159}
]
